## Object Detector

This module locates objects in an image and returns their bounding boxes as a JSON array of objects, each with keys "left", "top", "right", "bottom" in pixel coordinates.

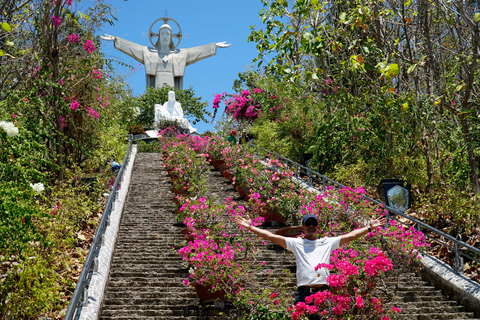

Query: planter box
[
  {"left": 194, "top": 284, "right": 226, "bottom": 303},
  {"left": 235, "top": 186, "right": 249, "bottom": 199},
  {"left": 260, "top": 206, "right": 286, "bottom": 225},
  {"left": 275, "top": 226, "right": 302, "bottom": 238}
]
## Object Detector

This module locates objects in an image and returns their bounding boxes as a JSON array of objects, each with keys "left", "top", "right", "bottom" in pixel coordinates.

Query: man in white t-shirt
[{"left": 235, "top": 213, "right": 386, "bottom": 305}]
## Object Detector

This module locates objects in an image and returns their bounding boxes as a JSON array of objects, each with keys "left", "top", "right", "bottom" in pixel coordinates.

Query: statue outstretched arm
[
  {"left": 100, "top": 34, "right": 115, "bottom": 41},
  {"left": 185, "top": 42, "right": 230, "bottom": 66},
  {"left": 107, "top": 36, "right": 146, "bottom": 65},
  {"left": 216, "top": 41, "right": 231, "bottom": 48}
]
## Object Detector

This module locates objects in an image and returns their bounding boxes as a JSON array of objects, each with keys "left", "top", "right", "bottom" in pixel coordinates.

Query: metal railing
[
  {"left": 254, "top": 146, "right": 480, "bottom": 275},
  {"left": 64, "top": 139, "right": 135, "bottom": 320}
]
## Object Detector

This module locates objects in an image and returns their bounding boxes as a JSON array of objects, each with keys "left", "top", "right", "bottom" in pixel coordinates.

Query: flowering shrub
[
  {"left": 290, "top": 246, "right": 402, "bottom": 320},
  {"left": 213, "top": 90, "right": 262, "bottom": 122},
  {"left": 203, "top": 135, "right": 230, "bottom": 161},
  {"left": 178, "top": 197, "right": 294, "bottom": 318},
  {"left": 162, "top": 138, "right": 209, "bottom": 197}
]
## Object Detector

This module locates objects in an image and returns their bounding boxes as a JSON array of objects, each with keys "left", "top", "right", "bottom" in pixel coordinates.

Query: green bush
[
  {"left": 0, "top": 248, "right": 63, "bottom": 320},
  {"left": 0, "top": 182, "right": 42, "bottom": 257}
]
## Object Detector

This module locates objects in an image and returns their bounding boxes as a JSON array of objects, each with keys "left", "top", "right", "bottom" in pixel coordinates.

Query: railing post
[
  {"left": 308, "top": 170, "right": 312, "bottom": 186},
  {"left": 453, "top": 234, "right": 464, "bottom": 274},
  {"left": 82, "top": 288, "right": 89, "bottom": 307},
  {"left": 322, "top": 177, "right": 326, "bottom": 192}
]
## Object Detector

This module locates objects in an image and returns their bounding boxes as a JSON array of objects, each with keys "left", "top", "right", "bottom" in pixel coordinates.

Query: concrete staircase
[{"left": 99, "top": 153, "right": 479, "bottom": 319}]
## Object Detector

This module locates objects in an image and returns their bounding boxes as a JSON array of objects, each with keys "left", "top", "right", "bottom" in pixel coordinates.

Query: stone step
[
  {"left": 396, "top": 313, "right": 476, "bottom": 320},
  {"left": 100, "top": 307, "right": 235, "bottom": 318}
]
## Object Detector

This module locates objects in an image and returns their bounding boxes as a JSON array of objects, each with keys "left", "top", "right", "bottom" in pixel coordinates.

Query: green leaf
[
  {"left": 407, "top": 64, "right": 417, "bottom": 74},
  {"left": 386, "top": 99, "right": 395, "bottom": 106},
  {"left": 0, "top": 50, "right": 3, "bottom": 57},
  {"left": 5, "top": 41, "right": 14, "bottom": 46},
  {"left": 402, "top": 102, "right": 409, "bottom": 112},
  {"left": 1, "top": 22, "right": 11, "bottom": 32},
  {"left": 387, "top": 63, "right": 400, "bottom": 77},
  {"left": 456, "top": 84, "right": 466, "bottom": 91},
  {"left": 303, "top": 32, "right": 313, "bottom": 41},
  {"left": 339, "top": 12, "right": 347, "bottom": 21},
  {"left": 474, "top": 13, "right": 480, "bottom": 22}
]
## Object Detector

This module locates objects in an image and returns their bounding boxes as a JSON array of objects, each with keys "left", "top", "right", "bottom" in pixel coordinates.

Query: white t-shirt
[{"left": 285, "top": 236, "right": 341, "bottom": 287}]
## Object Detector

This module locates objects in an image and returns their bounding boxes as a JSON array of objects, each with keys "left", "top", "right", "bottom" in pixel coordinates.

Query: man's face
[
  {"left": 302, "top": 218, "right": 318, "bottom": 237},
  {"left": 159, "top": 28, "right": 172, "bottom": 47}
]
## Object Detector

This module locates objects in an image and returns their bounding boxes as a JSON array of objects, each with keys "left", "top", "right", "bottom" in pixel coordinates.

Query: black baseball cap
[{"left": 301, "top": 214, "right": 318, "bottom": 225}]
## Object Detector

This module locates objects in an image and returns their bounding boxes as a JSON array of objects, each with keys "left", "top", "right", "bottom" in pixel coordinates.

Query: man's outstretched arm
[
  {"left": 235, "top": 216, "right": 287, "bottom": 249},
  {"left": 339, "top": 217, "right": 387, "bottom": 246}
]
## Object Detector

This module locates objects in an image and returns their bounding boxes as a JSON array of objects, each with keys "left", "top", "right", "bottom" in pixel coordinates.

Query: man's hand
[
  {"left": 216, "top": 41, "right": 231, "bottom": 48},
  {"left": 370, "top": 217, "right": 387, "bottom": 231},
  {"left": 235, "top": 215, "right": 252, "bottom": 230},
  {"left": 100, "top": 34, "right": 115, "bottom": 41}
]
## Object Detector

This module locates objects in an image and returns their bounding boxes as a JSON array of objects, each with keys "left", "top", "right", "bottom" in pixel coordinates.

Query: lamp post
[{"left": 386, "top": 185, "right": 410, "bottom": 214}]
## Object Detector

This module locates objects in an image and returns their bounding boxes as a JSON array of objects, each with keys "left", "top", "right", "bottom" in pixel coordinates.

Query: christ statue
[{"left": 101, "top": 17, "right": 230, "bottom": 90}]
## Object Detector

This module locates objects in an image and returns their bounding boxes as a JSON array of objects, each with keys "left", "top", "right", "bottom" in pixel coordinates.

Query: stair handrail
[
  {"left": 253, "top": 145, "right": 480, "bottom": 274},
  {"left": 64, "top": 138, "right": 135, "bottom": 320}
]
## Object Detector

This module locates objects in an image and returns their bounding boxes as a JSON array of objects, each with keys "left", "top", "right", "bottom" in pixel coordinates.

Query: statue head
[
  {"left": 156, "top": 24, "right": 175, "bottom": 51},
  {"left": 168, "top": 91, "right": 176, "bottom": 103}
]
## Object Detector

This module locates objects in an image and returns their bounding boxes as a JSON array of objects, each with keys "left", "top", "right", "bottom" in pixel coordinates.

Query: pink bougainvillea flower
[
  {"left": 67, "top": 33, "right": 79, "bottom": 43},
  {"left": 212, "top": 93, "right": 222, "bottom": 109},
  {"left": 51, "top": 15, "right": 61, "bottom": 28},
  {"left": 269, "top": 292, "right": 277, "bottom": 299},
  {"left": 86, "top": 106, "right": 99, "bottom": 119},
  {"left": 356, "top": 296, "right": 364, "bottom": 308},
  {"left": 70, "top": 100, "right": 79, "bottom": 111},
  {"left": 83, "top": 40, "right": 96, "bottom": 54},
  {"left": 253, "top": 88, "right": 262, "bottom": 94}
]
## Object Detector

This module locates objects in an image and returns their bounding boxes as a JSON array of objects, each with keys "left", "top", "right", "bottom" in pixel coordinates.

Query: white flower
[
  {"left": 133, "top": 107, "right": 141, "bottom": 117},
  {"left": 0, "top": 121, "right": 19, "bottom": 137},
  {"left": 30, "top": 182, "right": 45, "bottom": 194}
]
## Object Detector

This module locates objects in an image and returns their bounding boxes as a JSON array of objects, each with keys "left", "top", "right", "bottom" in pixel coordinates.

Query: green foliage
[
  {"left": 0, "top": 182, "right": 42, "bottom": 256},
  {"left": 249, "top": 120, "right": 288, "bottom": 156},
  {"left": 0, "top": 126, "right": 51, "bottom": 184},
  {"left": 136, "top": 140, "right": 162, "bottom": 153},
  {"left": 0, "top": 248, "right": 63, "bottom": 320},
  {"left": 134, "top": 86, "right": 211, "bottom": 129},
  {"left": 415, "top": 188, "right": 480, "bottom": 233}
]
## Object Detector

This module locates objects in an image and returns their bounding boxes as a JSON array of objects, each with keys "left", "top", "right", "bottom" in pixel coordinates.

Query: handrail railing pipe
[
  {"left": 252, "top": 145, "right": 480, "bottom": 274},
  {"left": 64, "top": 140, "right": 134, "bottom": 320}
]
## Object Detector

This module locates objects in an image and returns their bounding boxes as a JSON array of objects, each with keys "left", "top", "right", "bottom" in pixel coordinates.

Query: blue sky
[{"left": 101, "top": 0, "right": 266, "bottom": 133}]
